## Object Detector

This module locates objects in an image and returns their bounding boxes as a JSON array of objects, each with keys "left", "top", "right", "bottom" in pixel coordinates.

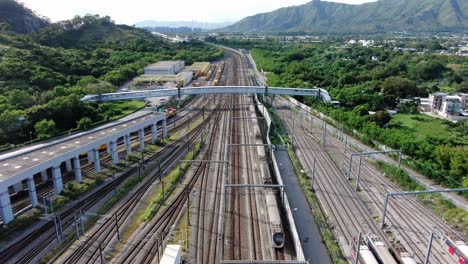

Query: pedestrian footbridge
[{"left": 81, "top": 86, "right": 331, "bottom": 103}]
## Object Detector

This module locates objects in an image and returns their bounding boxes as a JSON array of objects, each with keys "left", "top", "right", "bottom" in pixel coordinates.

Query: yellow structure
[
  {"left": 186, "top": 62, "right": 211, "bottom": 76},
  {"left": 132, "top": 71, "right": 193, "bottom": 87}
]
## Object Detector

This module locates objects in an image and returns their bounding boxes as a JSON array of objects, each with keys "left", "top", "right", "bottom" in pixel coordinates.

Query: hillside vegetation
[
  {"left": 222, "top": 0, "right": 468, "bottom": 33},
  {"left": 213, "top": 37, "right": 467, "bottom": 190},
  {"left": 0, "top": 13, "right": 223, "bottom": 146},
  {"left": 0, "top": 0, "right": 49, "bottom": 34}
]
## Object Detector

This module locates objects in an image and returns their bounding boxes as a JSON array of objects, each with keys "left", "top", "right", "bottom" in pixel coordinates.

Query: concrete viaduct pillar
[
  {"left": 65, "top": 159, "right": 73, "bottom": 172},
  {"left": 162, "top": 120, "right": 167, "bottom": 139},
  {"left": 41, "top": 170, "right": 48, "bottom": 183},
  {"left": 52, "top": 164, "right": 63, "bottom": 194},
  {"left": 124, "top": 134, "right": 132, "bottom": 155},
  {"left": 107, "top": 143, "right": 112, "bottom": 155},
  {"left": 74, "top": 155, "right": 82, "bottom": 183},
  {"left": 111, "top": 140, "right": 119, "bottom": 164},
  {"left": 139, "top": 128, "right": 145, "bottom": 152},
  {"left": 93, "top": 148, "right": 101, "bottom": 174},
  {"left": 26, "top": 176, "right": 38, "bottom": 207},
  {"left": 0, "top": 188, "right": 13, "bottom": 224},
  {"left": 151, "top": 123, "right": 158, "bottom": 144},
  {"left": 13, "top": 182, "right": 23, "bottom": 193},
  {"left": 87, "top": 151, "right": 94, "bottom": 164}
]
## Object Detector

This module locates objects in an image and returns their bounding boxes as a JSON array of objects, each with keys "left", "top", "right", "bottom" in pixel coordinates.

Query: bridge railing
[{"left": 80, "top": 86, "right": 330, "bottom": 103}]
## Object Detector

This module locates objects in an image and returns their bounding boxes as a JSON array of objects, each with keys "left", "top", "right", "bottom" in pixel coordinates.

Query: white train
[
  {"left": 356, "top": 244, "right": 379, "bottom": 264},
  {"left": 251, "top": 108, "right": 285, "bottom": 249},
  {"left": 400, "top": 253, "right": 417, "bottom": 264},
  {"left": 265, "top": 189, "right": 285, "bottom": 248},
  {"left": 366, "top": 234, "right": 398, "bottom": 264}
]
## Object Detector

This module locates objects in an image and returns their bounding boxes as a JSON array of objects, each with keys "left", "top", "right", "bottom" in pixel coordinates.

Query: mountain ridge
[
  {"left": 222, "top": 0, "right": 468, "bottom": 33},
  {"left": 0, "top": 0, "right": 49, "bottom": 34}
]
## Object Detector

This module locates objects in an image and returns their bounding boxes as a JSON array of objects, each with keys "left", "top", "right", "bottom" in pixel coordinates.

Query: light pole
[{"left": 29, "top": 131, "right": 33, "bottom": 144}]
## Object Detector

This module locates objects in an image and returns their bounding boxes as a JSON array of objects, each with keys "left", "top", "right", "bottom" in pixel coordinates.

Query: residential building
[
  {"left": 456, "top": 93, "right": 468, "bottom": 110},
  {"left": 440, "top": 96, "right": 462, "bottom": 116},
  {"left": 429, "top": 92, "right": 448, "bottom": 113}
]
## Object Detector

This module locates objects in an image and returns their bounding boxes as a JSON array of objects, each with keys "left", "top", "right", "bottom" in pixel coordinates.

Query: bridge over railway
[{"left": 80, "top": 86, "right": 332, "bottom": 102}]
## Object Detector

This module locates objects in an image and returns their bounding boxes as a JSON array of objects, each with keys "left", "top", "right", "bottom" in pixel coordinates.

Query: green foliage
[
  {"left": 376, "top": 161, "right": 425, "bottom": 191},
  {"left": 230, "top": 38, "right": 468, "bottom": 190},
  {"left": 367, "top": 111, "right": 391, "bottom": 127},
  {"left": 34, "top": 119, "right": 55, "bottom": 139},
  {"left": 77, "top": 117, "right": 92, "bottom": 130},
  {"left": 143, "top": 142, "right": 202, "bottom": 221},
  {"left": 0, "top": 208, "right": 41, "bottom": 240},
  {"left": 382, "top": 77, "right": 418, "bottom": 108},
  {"left": 0, "top": 15, "right": 222, "bottom": 146},
  {"left": 82, "top": 81, "right": 115, "bottom": 95}
]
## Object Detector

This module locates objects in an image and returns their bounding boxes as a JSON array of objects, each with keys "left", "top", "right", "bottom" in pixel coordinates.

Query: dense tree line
[
  {"left": 213, "top": 37, "right": 467, "bottom": 189},
  {"left": 0, "top": 15, "right": 223, "bottom": 146}
]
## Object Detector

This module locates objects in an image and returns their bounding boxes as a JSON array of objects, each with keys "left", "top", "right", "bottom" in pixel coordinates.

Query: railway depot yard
[{"left": 0, "top": 46, "right": 466, "bottom": 264}]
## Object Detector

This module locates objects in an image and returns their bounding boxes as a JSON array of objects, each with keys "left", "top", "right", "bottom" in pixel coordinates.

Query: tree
[
  {"left": 368, "top": 111, "right": 391, "bottom": 127},
  {"left": 83, "top": 81, "right": 115, "bottom": 95},
  {"left": 381, "top": 77, "right": 417, "bottom": 108},
  {"left": 77, "top": 117, "right": 93, "bottom": 130},
  {"left": 34, "top": 119, "right": 56, "bottom": 139}
]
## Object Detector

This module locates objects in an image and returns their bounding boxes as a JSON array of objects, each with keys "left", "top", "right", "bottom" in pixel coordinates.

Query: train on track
[
  {"left": 444, "top": 234, "right": 468, "bottom": 263},
  {"left": 213, "top": 62, "right": 225, "bottom": 86},
  {"left": 265, "top": 189, "right": 285, "bottom": 248},
  {"left": 366, "top": 234, "right": 398, "bottom": 264},
  {"left": 355, "top": 244, "right": 379, "bottom": 264}
]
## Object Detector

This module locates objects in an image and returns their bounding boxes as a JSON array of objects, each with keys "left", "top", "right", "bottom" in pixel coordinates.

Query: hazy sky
[{"left": 21, "top": 0, "right": 376, "bottom": 24}]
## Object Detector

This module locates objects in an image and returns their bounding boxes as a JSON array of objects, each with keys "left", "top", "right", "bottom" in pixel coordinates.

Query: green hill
[
  {"left": 222, "top": 0, "right": 468, "bottom": 33},
  {"left": 0, "top": 0, "right": 49, "bottom": 34},
  {"left": 35, "top": 15, "right": 165, "bottom": 49}
]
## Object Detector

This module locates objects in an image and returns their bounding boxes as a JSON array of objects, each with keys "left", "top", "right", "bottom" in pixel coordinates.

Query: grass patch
[
  {"left": 107, "top": 100, "right": 146, "bottom": 119},
  {"left": 0, "top": 209, "right": 42, "bottom": 241},
  {"left": 375, "top": 161, "right": 425, "bottom": 192},
  {"left": 375, "top": 160, "right": 467, "bottom": 236},
  {"left": 389, "top": 114, "right": 452, "bottom": 140},
  {"left": 169, "top": 203, "right": 191, "bottom": 253},
  {"left": 142, "top": 142, "right": 202, "bottom": 221}
]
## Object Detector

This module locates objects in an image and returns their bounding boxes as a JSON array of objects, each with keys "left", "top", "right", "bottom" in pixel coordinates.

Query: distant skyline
[{"left": 21, "top": 0, "right": 376, "bottom": 25}]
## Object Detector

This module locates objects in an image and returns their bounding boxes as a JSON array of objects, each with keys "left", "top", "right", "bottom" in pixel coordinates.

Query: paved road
[{"left": 275, "top": 146, "right": 332, "bottom": 264}]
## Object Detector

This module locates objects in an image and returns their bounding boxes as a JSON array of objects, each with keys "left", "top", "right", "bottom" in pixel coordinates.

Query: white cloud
[{"left": 21, "top": 0, "right": 376, "bottom": 24}]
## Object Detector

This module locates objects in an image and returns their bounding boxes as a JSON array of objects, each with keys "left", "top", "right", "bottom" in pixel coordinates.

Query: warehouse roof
[{"left": 145, "top": 61, "right": 183, "bottom": 69}]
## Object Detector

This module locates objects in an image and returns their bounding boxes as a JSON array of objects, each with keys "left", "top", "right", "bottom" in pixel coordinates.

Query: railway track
[
  {"left": 274, "top": 96, "right": 464, "bottom": 263},
  {"left": 316, "top": 119, "right": 464, "bottom": 263},
  {"left": 1, "top": 96, "right": 209, "bottom": 224},
  {"left": 112, "top": 94, "right": 228, "bottom": 264},
  {"left": 58, "top": 99, "right": 218, "bottom": 264},
  {"left": 0, "top": 96, "right": 211, "bottom": 263}
]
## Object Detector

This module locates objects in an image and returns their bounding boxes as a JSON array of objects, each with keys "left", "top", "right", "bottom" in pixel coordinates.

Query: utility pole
[
  {"left": 355, "top": 156, "right": 363, "bottom": 191},
  {"left": 424, "top": 232, "right": 435, "bottom": 264},
  {"left": 322, "top": 122, "right": 327, "bottom": 147},
  {"left": 114, "top": 213, "right": 121, "bottom": 241},
  {"left": 311, "top": 157, "right": 317, "bottom": 190},
  {"left": 354, "top": 232, "right": 362, "bottom": 264}
]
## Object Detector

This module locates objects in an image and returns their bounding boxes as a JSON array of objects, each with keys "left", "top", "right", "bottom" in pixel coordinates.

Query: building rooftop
[
  {"left": 432, "top": 92, "right": 448, "bottom": 96},
  {"left": 145, "top": 61, "right": 183, "bottom": 69}
]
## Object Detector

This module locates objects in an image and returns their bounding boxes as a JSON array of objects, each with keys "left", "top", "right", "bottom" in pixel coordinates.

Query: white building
[
  {"left": 440, "top": 96, "right": 462, "bottom": 116},
  {"left": 144, "top": 61, "right": 185, "bottom": 75}
]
